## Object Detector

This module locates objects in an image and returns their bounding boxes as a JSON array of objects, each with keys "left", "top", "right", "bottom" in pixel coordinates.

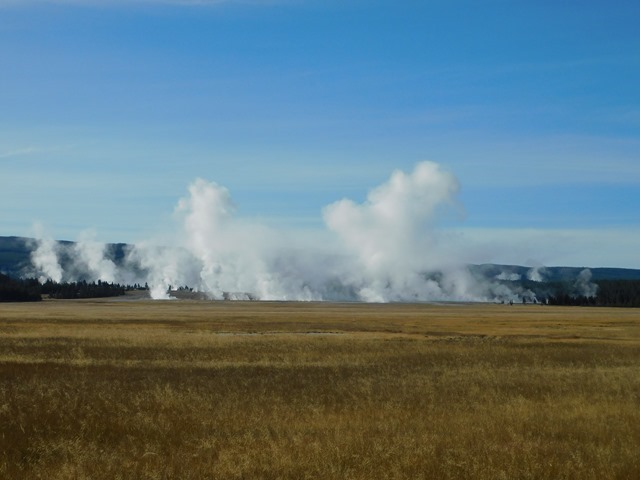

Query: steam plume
[
  {"left": 72, "top": 230, "right": 118, "bottom": 283},
  {"left": 30, "top": 224, "right": 63, "bottom": 283},
  {"left": 527, "top": 266, "right": 547, "bottom": 282},
  {"left": 575, "top": 269, "right": 598, "bottom": 297},
  {"left": 323, "top": 162, "right": 464, "bottom": 301},
  {"left": 26, "top": 161, "right": 547, "bottom": 302}
]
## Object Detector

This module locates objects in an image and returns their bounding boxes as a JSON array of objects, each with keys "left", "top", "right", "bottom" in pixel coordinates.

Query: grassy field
[{"left": 1, "top": 299, "right": 639, "bottom": 479}]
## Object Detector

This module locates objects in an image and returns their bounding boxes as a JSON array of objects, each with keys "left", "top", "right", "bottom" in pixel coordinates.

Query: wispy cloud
[
  {"left": 0, "top": 144, "right": 75, "bottom": 161},
  {"left": 0, "top": 146, "right": 53, "bottom": 160},
  {"left": 0, "top": 0, "right": 291, "bottom": 6}
]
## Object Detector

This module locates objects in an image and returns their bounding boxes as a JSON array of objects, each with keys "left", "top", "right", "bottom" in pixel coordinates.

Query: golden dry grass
[{"left": 1, "top": 299, "right": 639, "bottom": 479}]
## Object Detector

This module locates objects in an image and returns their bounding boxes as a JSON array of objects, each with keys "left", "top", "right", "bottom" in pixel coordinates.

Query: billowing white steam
[
  {"left": 575, "top": 268, "right": 598, "bottom": 297},
  {"left": 27, "top": 161, "right": 543, "bottom": 302},
  {"left": 322, "top": 162, "right": 469, "bottom": 301},
  {"left": 527, "top": 266, "right": 547, "bottom": 282},
  {"left": 126, "top": 178, "right": 328, "bottom": 300},
  {"left": 30, "top": 223, "right": 63, "bottom": 283},
  {"left": 73, "top": 230, "right": 118, "bottom": 283},
  {"left": 30, "top": 226, "right": 120, "bottom": 284}
]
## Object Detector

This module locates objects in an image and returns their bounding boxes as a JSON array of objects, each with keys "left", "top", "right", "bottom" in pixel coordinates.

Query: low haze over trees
[
  {"left": 2, "top": 270, "right": 640, "bottom": 307},
  {"left": 1, "top": 236, "right": 640, "bottom": 305}
]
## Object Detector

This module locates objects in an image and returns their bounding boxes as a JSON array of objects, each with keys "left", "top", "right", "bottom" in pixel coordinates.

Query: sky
[{"left": 1, "top": 0, "right": 639, "bottom": 268}]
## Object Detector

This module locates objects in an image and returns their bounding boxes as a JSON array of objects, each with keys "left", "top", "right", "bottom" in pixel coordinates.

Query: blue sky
[{"left": 1, "top": 0, "right": 639, "bottom": 267}]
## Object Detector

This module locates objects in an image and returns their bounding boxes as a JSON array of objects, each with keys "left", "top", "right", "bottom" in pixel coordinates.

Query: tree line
[
  {"left": 0, "top": 273, "right": 41, "bottom": 302},
  {"left": 40, "top": 279, "right": 127, "bottom": 299},
  {"left": 0, "top": 274, "right": 148, "bottom": 302},
  {"left": 546, "top": 280, "right": 640, "bottom": 308},
  {"left": 2, "top": 273, "right": 640, "bottom": 306}
]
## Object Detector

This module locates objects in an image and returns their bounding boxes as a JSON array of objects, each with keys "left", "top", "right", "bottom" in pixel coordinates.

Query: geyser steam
[
  {"left": 28, "top": 161, "right": 531, "bottom": 302},
  {"left": 30, "top": 224, "right": 63, "bottom": 283},
  {"left": 323, "top": 162, "right": 462, "bottom": 301}
]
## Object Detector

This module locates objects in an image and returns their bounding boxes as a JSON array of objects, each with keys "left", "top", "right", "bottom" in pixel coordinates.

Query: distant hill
[
  {"left": 0, "top": 236, "right": 129, "bottom": 279},
  {"left": 2, "top": 235, "right": 640, "bottom": 283},
  {"left": 0, "top": 236, "right": 34, "bottom": 278},
  {"left": 469, "top": 264, "right": 640, "bottom": 282}
]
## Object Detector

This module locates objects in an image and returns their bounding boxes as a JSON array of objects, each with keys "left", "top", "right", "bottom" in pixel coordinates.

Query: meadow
[{"left": 1, "top": 299, "right": 639, "bottom": 479}]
